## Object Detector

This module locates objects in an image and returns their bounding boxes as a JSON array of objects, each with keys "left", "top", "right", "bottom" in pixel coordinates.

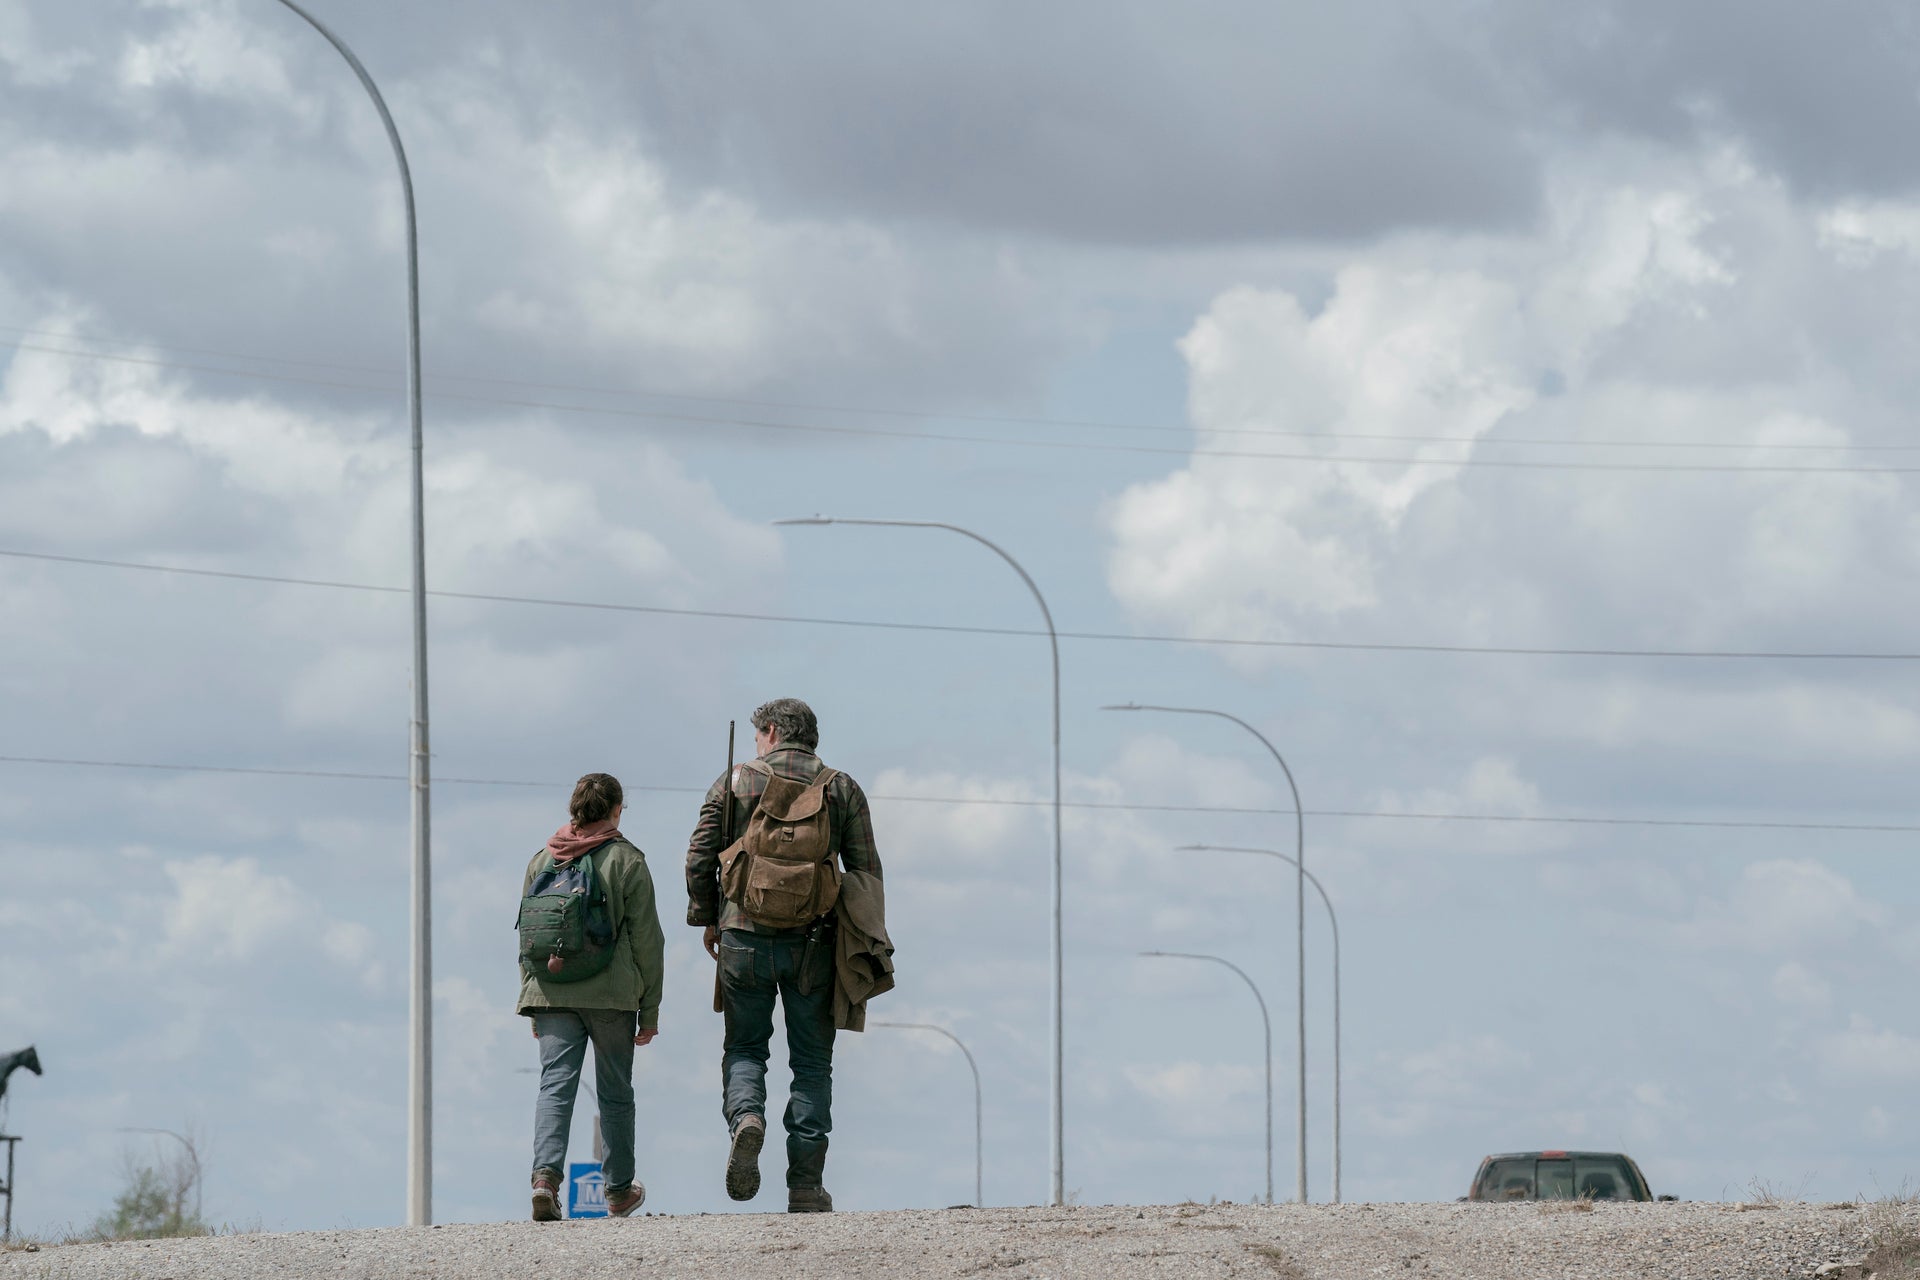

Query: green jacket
[{"left": 515, "top": 838, "right": 666, "bottom": 1028}]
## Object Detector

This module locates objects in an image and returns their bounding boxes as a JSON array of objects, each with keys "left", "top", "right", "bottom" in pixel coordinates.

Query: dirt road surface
[{"left": 4, "top": 1199, "right": 1913, "bottom": 1279}]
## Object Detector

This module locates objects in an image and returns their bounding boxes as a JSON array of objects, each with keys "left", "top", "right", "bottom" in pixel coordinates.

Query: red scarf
[{"left": 546, "top": 818, "right": 622, "bottom": 864}]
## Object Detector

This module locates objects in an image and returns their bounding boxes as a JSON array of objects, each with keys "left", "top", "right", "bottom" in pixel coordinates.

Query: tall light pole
[
  {"left": 1179, "top": 844, "right": 1341, "bottom": 1203},
  {"left": 1104, "top": 703, "right": 1307, "bottom": 1203},
  {"left": 269, "top": 0, "right": 432, "bottom": 1225},
  {"left": 1140, "top": 951, "right": 1272, "bottom": 1204},
  {"left": 776, "top": 517, "right": 1064, "bottom": 1206},
  {"left": 872, "top": 1021, "right": 984, "bottom": 1208}
]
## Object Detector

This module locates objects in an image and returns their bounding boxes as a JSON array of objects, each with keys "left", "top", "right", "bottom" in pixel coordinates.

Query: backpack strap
[{"left": 806, "top": 768, "right": 840, "bottom": 860}]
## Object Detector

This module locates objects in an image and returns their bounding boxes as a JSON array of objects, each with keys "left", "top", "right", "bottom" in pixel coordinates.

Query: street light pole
[
  {"left": 268, "top": 0, "right": 432, "bottom": 1225},
  {"left": 872, "top": 1021, "right": 985, "bottom": 1208},
  {"left": 1178, "top": 844, "right": 1341, "bottom": 1203},
  {"left": 1140, "top": 951, "right": 1272, "bottom": 1204},
  {"left": 1104, "top": 703, "right": 1307, "bottom": 1203},
  {"left": 776, "top": 517, "right": 1064, "bottom": 1206}
]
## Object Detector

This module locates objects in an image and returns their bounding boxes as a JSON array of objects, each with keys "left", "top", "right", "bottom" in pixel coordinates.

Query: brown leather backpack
[{"left": 719, "top": 760, "right": 843, "bottom": 929}]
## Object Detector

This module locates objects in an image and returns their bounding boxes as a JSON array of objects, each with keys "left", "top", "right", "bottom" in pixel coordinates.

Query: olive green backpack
[{"left": 516, "top": 846, "right": 618, "bottom": 982}]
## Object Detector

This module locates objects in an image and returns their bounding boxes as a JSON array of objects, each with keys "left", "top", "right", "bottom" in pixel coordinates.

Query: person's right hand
[{"left": 702, "top": 924, "right": 721, "bottom": 960}]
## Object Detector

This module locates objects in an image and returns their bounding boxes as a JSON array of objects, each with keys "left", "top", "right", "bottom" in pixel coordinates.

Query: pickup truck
[{"left": 1467, "top": 1150, "right": 1674, "bottom": 1202}]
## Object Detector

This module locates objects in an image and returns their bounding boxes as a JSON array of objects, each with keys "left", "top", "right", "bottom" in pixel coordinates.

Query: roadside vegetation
[
  {"left": 1862, "top": 1182, "right": 1920, "bottom": 1280},
  {"left": 2, "top": 1127, "right": 230, "bottom": 1251}
]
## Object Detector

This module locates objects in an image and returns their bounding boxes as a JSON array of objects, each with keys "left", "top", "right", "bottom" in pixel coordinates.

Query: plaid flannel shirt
[{"left": 685, "top": 744, "right": 882, "bottom": 934}]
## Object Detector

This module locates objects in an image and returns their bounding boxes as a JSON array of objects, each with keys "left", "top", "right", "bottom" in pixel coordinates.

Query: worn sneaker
[
  {"left": 788, "top": 1185, "right": 833, "bottom": 1214},
  {"left": 605, "top": 1182, "right": 646, "bottom": 1217},
  {"left": 531, "top": 1170, "right": 562, "bottom": 1222},
  {"left": 725, "top": 1114, "right": 766, "bottom": 1201}
]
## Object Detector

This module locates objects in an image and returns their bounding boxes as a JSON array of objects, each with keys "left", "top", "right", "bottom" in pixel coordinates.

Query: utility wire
[
  {"left": 5, "top": 545, "right": 1916, "bottom": 661},
  {"left": 7, "top": 321, "right": 1918, "bottom": 454},
  {"left": 7, "top": 337, "right": 1919, "bottom": 476},
  {"left": 2, "top": 752, "right": 1913, "bottom": 834}
]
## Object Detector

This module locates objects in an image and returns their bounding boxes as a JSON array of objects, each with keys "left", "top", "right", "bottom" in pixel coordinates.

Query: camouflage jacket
[{"left": 685, "top": 744, "right": 882, "bottom": 934}]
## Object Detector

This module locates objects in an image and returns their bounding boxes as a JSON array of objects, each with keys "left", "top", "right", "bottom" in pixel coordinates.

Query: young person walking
[
  {"left": 685, "top": 698, "right": 892, "bottom": 1213},
  {"left": 517, "top": 772, "right": 665, "bottom": 1221}
]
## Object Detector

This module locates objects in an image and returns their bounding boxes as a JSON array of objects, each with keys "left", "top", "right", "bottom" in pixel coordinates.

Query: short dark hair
[
  {"left": 752, "top": 698, "right": 819, "bottom": 750},
  {"left": 569, "top": 773, "right": 623, "bottom": 826}
]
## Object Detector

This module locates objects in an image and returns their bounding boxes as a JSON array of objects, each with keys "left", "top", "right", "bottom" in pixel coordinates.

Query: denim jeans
[
  {"left": 531, "top": 1008, "right": 637, "bottom": 1193},
  {"left": 719, "top": 926, "right": 837, "bottom": 1187}
]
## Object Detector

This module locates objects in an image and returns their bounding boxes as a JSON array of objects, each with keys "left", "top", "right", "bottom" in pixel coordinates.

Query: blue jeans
[
  {"left": 532, "top": 1008, "right": 637, "bottom": 1193},
  {"left": 719, "top": 927, "right": 837, "bottom": 1187}
]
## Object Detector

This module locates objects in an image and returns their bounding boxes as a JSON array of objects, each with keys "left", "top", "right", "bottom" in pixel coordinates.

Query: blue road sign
[{"left": 567, "top": 1162, "right": 607, "bottom": 1219}]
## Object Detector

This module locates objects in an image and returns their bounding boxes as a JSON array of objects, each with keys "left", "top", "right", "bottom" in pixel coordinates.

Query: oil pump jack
[{"left": 0, "top": 1045, "right": 41, "bottom": 1239}]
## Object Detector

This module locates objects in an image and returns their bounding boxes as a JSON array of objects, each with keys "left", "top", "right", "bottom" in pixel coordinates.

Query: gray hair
[{"left": 752, "top": 697, "right": 819, "bottom": 750}]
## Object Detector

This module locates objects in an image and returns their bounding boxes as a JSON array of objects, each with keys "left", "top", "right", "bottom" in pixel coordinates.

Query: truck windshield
[
  {"left": 1481, "top": 1158, "right": 1535, "bottom": 1199},
  {"left": 1571, "top": 1157, "right": 1636, "bottom": 1200},
  {"left": 1479, "top": 1155, "right": 1641, "bottom": 1201}
]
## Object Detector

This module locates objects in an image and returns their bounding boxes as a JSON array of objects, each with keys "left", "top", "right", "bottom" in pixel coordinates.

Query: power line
[
  {"left": 2, "top": 752, "right": 1912, "bottom": 834},
  {"left": 5, "top": 545, "right": 1916, "bottom": 661},
  {"left": 8, "top": 336, "right": 1920, "bottom": 476},
  {"left": 8, "top": 321, "right": 1919, "bottom": 455}
]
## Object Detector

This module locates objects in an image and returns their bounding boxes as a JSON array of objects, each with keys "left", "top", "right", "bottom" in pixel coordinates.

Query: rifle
[
  {"left": 712, "top": 720, "right": 735, "bottom": 1013},
  {"left": 722, "top": 719, "right": 737, "bottom": 850}
]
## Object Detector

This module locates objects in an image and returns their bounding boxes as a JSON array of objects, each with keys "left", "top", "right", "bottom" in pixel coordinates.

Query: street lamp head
[
  {"left": 772, "top": 516, "right": 833, "bottom": 527},
  {"left": 1099, "top": 703, "right": 1143, "bottom": 712}
]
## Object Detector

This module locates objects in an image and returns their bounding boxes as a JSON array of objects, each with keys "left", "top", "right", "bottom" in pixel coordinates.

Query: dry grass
[
  {"left": 1743, "top": 1175, "right": 1812, "bottom": 1207},
  {"left": 1537, "top": 1195, "right": 1597, "bottom": 1215},
  {"left": 2, "top": 1223, "right": 104, "bottom": 1252},
  {"left": 2, "top": 1215, "right": 259, "bottom": 1253},
  {"left": 1862, "top": 1182, "right": 1920, "bottom": 1280},
  {"left": 1243, "top": 1240, "right": 1307, "bottom": 1279}
]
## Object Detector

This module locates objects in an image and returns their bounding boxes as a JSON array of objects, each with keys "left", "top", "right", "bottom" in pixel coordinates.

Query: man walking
[
  {"left": 517, "top": 772, "right": 665, "bottom": 1221},
  {"left": 686, "top": 698, "right": 889, "bottom": 1213}
]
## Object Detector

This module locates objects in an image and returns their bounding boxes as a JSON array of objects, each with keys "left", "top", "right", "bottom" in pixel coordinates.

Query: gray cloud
[
  {"left": 1489, "top": 0, "right": 1920, "bottom": 199},
  {"left": 619, "top": 0, "right": 1541, "bottom": 245}
]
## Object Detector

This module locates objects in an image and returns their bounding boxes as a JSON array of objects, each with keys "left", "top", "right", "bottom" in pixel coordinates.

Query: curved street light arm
[
  {"left": 1176, "top": 845, "right": 1337, "bottom": 947},
  {"left": 1104, "top": 703, "right": 1307, "bottom": 1203},
  {"left": 1102, "top": 705, "right": 1302, "bottom": 853},
  {"left": 1178, "top": 843, "right": 1342, "bottom": 1203},
  {"left": 269, "top": 0, "right": 432, "bottom": 1225},
  {"left": 1140, "top": 950, "right": 1273, "bottom": 1204},
  {"left": 872, "top": 1020, "right": 985, "bottom": 1207},
  {"left": 780, "top": 517, "right": 1063, "bottom": 1206}
]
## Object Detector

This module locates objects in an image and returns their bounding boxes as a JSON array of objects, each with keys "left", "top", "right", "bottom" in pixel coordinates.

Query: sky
[{"left": 2, "top": 0, "right": 1919, "bottom": 1233}]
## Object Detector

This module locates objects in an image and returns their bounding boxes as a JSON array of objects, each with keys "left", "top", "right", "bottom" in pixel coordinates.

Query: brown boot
[
  {"left": 726, "top": 1114, "right": 766, "bottom": 1202},
  {"left": 788, "top": 1185, "right": 833, "bottom": 1214},
  {"left": 605, "top": 1182, "right": 646, "bottom": 1217},
  {"left": 530, "top": 1169, "right": 562, "bottom": 1222}
]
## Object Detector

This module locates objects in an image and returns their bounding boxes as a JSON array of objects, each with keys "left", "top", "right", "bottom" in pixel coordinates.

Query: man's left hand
[{"left": 634, "top": 1026, "right": 658, "bottom": 1047}]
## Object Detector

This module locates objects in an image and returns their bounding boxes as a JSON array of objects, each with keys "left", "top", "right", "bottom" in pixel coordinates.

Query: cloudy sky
[{"left": 3, "top": 0, "right": 1919, "bottom": 1232}]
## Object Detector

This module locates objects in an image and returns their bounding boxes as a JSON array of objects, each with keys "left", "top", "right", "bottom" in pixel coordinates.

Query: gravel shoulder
[{"left": 4, "top": 1200, "right": 1914, "bottom": 1280}]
